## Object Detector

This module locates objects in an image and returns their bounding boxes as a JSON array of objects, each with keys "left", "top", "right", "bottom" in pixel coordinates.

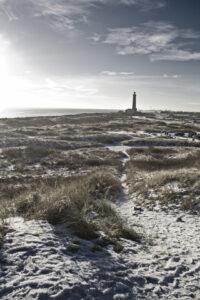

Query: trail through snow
[
  {"left": 109, "top": 145, "right": 200, "bottom": 300},
  {"left": 0, "top": 145, "right": 200, "bottom": 299}
]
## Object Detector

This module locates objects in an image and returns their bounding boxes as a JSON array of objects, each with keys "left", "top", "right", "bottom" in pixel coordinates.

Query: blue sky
[{"left": 0, "top": 0, "right": 199, "bottom": 111}]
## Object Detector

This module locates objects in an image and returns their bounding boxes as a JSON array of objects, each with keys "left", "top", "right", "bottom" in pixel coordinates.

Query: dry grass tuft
[
  {"left": 13, "top": 170, "right": 140, "bottom": 242},
  {"left": 0, "top": 225, "right": 4, "bottom": 248},
  {"left": 100, "top": 214, "right": 141, "bottom": 243},
  {"left": 87, "top": 171, "right": 122, "bottom": 200}
]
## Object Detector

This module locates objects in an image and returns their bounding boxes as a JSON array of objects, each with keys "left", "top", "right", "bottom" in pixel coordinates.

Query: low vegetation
[
  {"left": 43, "top": 148, "right": 124, "bottom": 173},
  {"left": 123, "top": 137, "right": 200, "bottom": 148},
  {"left": 126, "top": 147, "right": 200, "bottom": 212},
  {"left": 14, "top": 171, "right": 140, "bottom": 243},
  {"left": 0, "top": 170, "right": 141, "bottom": 249},
  {"left": 1, "top": 110, "right": 200, "bottom": 249},
  {"left": 2, "top": 145, "right": 55, "bottom": 164},
  {"left": 0, "top": 225, "right": 4, "bottom": 248},
  {"left": 1, "top": 145, "right": 124, "bottom": 183}
]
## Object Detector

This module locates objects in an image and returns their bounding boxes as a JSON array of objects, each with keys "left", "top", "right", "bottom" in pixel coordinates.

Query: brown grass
[
  {"left": 127, "top": 147, "right": 200, "bottom": 172},
  {"left": 123, "top": 138, "right": 200, "bottom": 148},
  {"left": 0, "top": 224, "right": 4, "bottom": 248},
  {"left": 127, "top": 146, "right": 178, "bottom": 157},
  {"left": 14, "top": 171, "right": 141, "bottom": 242},
  {"left": 126, "top": 147, "right": 200, "bottom": 212},
  {"left": 3, "top": 145, "right": 55, "bottom": 164},
  {"left": 2, "top": 145, "right": 123, "bottom": 178},
  {"left": 0, "top": 205, "right": 13, "bottom": 248},
  {"left": 43, "top": 148, "right": 123, "bottom": 173}
]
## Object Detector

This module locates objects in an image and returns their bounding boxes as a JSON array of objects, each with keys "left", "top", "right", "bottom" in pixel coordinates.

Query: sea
[{"left": 0, "top": 108, "right": 118, "bottom": 118}]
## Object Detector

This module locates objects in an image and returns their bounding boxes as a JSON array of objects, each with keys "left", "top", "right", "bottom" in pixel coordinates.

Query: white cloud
[
  {"left": 163, "top": 74, "right": 181, "bottom": 78},
  {"left": 151, "top": 49, "right": 200, "bottom": 61},
  {"left": 103, "top": 21, "right": 200, "bottom": 61},
  {"left": 101, "top": 71, "right": 182, "bottom": 80},
  {"left": 101, "top": 70, "right": 134, "bottom": 76},
  {"left": 89, "top": 33, "right": 101, "bottom": 42},
  {"left": 0, "top": 0, "right": 166, "bottom": 32},
  {"left": 104, "top": 22, "right": 177, "bottom": 53},
  {"left": 120, "top": 0, "right": 166, "bottom": 11}
]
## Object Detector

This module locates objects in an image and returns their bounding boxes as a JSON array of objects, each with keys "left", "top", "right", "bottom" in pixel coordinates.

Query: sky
[{"left": 0, "top": 0, "right": 200, "bottom": 112}]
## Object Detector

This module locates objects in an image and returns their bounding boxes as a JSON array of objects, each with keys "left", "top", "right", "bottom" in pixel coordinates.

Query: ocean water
[{"left": 0, "top": 108, "right": 117, "bottom": 118}]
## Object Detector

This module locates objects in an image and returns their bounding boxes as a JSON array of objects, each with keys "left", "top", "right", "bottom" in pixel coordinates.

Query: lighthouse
[{"left": 132, "top": 92, "right": 137, "bottom": 112}]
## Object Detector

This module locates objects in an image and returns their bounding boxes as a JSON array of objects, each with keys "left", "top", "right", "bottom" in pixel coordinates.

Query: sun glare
[
  {"left": 0, "top": 55, "right": 11, "bottom": 112},
  {"left": 0, "top": 53, "right": 30, "bottom": 111}
]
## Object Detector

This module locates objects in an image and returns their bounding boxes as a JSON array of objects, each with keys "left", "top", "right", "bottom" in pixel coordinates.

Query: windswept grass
[
  {"left": 2, "top": 145, "right": 123, "bottom": 178},
  {"left": 123, "top": 138, "right": 200, "bottom": 148},
  {"left": 0, "top": 170, "right": 141, "bottom": 246},
  {"left": 3, "top": 145, "right": 55, "bottom": 164},
  {"left": 126, "top": 147, "right": 200, "bottom": 212},
  {"left": 2, "top": 110, "right": 200, "bottom": 248},
  {"left": 0, "top": 223, "right": 5, "bottom": 248},
  {"left": 127, "top": 147, "right": 200, "bottom": 172},
  {"left": 43, "top": 148, "right": 123, "bottom": 173},
  {"left": 14, "top": 171, "right": 140, "bottom": 243},
  {"left": 0, "top": 204, "right": 12, "bottom": 248}
]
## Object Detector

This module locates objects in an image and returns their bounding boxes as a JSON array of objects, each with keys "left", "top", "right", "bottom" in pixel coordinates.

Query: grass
[
  {"left": 14, "top": 170, "right": 141, "bottom": 243},
  {"left": 127, "top": 147, "right": 200, "bottom": 171},
  {"left": 47, "top": 148, "right": 123, "bottom": 173},
  {"left": 123, "top": 138, "right": 200, "bottom": 148},
  {"left": 0, "top": 224, "right": 4, "bottom": 248},
  {"left": 127, "top": 146, "right": 178, "bottom": 157},
  {"left": 2, "top": 145, "right": 123, "bottom": 179},
  {"left": 79, "top": 133, "right": 132, "bottom": 144},
  {"left": 3, "top": 145, "right": 55, "bottom": 164},
  {"left": 2, "top": 110, "right": 200, "bottom": 248},
  {"left": 0, "top": 208, "right": 11, "bottom": 249},
  {"left": 126, "top": 147, "right": 200, "bottom": 212}
]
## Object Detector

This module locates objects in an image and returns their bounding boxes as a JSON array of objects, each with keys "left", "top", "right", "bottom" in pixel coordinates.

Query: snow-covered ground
[
  {"left": 1, "top": 198, "right": 200, "bottom": 299},
  {"left": 115, "top": 198, "right": 200, "bottom": 300},
  {"left": 1, "top": 145, "right": 200, "bottom": 300},
  {"left": 1, "top": 112, "right": 200, "bottom": 299}
]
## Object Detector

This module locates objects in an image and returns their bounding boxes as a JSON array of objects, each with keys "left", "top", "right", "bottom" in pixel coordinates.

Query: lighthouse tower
[{"left": 132, "top": 92, "right": 137, "bottom": 112}]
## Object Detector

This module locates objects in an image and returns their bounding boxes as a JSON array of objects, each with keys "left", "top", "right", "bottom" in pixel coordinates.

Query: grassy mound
[{"left": 14, "top": 171, "right": 140, "bottom": 242}]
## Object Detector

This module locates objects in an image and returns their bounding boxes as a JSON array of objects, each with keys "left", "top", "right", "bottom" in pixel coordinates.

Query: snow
[
  {"left": 1, "top": 122, "right": 200, "bottom": 299},
  {"left": 116, "top": 203, "right": 200, "bottom": 299},
  {"left": 106, "top": 145, "right": 131, "bottom": 154},
  {"left": 1, "top": 145, "right": 200, "bottom": 299},
  {"left": 2, "top": 212, "right": 199, "bottom": 300}
]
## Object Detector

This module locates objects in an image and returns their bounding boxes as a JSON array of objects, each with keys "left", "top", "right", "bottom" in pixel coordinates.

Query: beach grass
[
  {"left": 126, "top": 147, "right": 200, "bottom": 211},
  {"left": 14, "top": 170, "right": 140, "bottom": 242}
]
